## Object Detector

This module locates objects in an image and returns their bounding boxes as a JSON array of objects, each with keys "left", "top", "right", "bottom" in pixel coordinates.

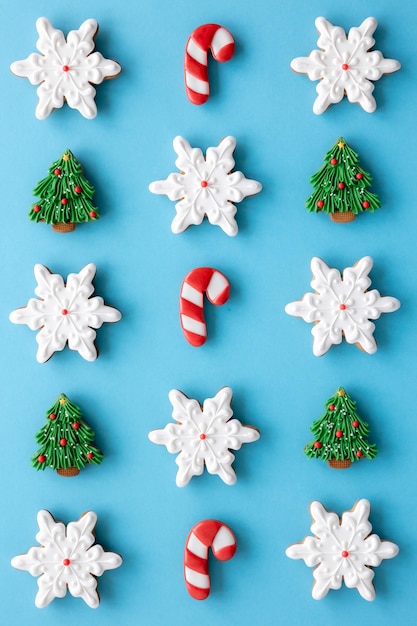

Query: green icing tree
[
  {"left": 32, "top": 393, "right": 103, "bottom": 476},
  {"left": 304, "top": 387, "right": 377, "bottom": 469},
  {"left": 306, "top": 138, "right": 380, "bottom": 223},
  {"left": 29, "top": 149, "right": 99, "bottom": 232}
]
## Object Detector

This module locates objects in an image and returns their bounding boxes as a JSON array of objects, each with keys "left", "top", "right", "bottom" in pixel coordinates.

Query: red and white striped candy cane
[
  {"left": 180, "top": 267, "right": 230, "bottom": 347},
  {"left": 184, "top": 24, "right": 235, "bottom": 105},
  {"left": 184, "top": 519, "right": 237, "bottom": 600}
]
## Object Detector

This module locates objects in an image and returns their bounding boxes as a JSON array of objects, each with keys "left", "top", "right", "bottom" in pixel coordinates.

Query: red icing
[
  {"left": 330, "top": 158, "right": 338, "bottom": 166},
  {"left": 60, "top": 438, "right": 67, "bottom": 447},
  {"left": 338, "top": 182, "right": 345, "bottom": 189},
  {"left": 341, "top": 550, "right": 349, "bottom": 557},
  {"left": 54, "top": 168, "right": 61, "bottom": 176},
  {"left": 38, "top": 455, "right": 46, "bottom": 463},
  {"left": 200, "top": 433, "right": 207, "bottom": 440},
  {"left": 329, "top": 404, "right": 335, "bottom": 411},
  {"left": 352, "top": 420, "right": 359, "bottom": 428},
  {"left": 89, "top": 211, "right": 97, "bottom": 218},
  {"left": 87, "top": 452, "right": 94, "bottom": 460},
  {"left": 49, "top": 413, "right": 56, "bottom": 420},
  {"left": 63, "top": 558, "right": 71, "bottom": 566},
  {"left": 61, "top": 309, "right": 69, "bottom": 315},
  {"left": 33, "top": 205, "right": 41, "bottom": 213},
  {"left": 314, "top": 442, "right": 322, "bottom": 449},
  {"left": 362, "top": 201, "right": 370, "bottom": 208},
  {"left": 74, "top": 186, "right": 82, "bottom": 194},
  {"left": 335, "top": 430, "right": 343, "bottom": 438},
  {"left": 62, "top": 65, "right": 70, "bottom": 72},
  {"left": 341, "top": 64, "right": 349, "bottom": 70},
  {"left": 61, "top": 197, "right": 68, "bottom": 205},
  {"left": 317, "top": 200, "right": 324, "bottom": 208},
  {"left": 72, "top": 422, "right": 80, "bottom": 430},
  {"left": 356, "top": 173, "right": 363, "bottom": 179},
  {"left": 201, "top": 181, "right": 209, "bottom": 188},
  {"left": 339, "top": 304, "right": 347, "bottom": 310},
  {"left": 356, "top": 450, "right": 363, "bottom": 457}
]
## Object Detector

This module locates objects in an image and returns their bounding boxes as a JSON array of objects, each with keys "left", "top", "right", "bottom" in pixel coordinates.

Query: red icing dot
[
  {"left": 38, "top": 455, "right": 46, "bottom": 463},
  {"left": 341, "top": 550, "right": 349, "bottom": 558},
  {"left": 200, "top": 433, "right": 207, "bottom": 440},
  {"left": 89, "top": 211, "right": 97, "bottom": 219},
  {"left": 74, "top": 186, "right": 82, "bottom": 194},
  {"left": 341, "top": 64, "right": 349, "bottom": 70},
  {"left": 49, "top": 413, "right": 56, "bottom": 420},
  {"left": 356, "top": 173, "right": 363, "bottom": 180},
  {"left": 352, "top": 420, "right": 359, "bottom": 428},
  {"left": 335, "top": 430, "right": 343, "bottom": 438},
  {"left": 54, "top": 168, "right": 61, "bottom": 176},
  {"left": 60, "top": 438, "right": 67, "bottom": 447},
  {"left": 33, "top": 205, "right": 41, "bottom": 213},
  {"left": 200, "top": 181, "right": 208, "bottom": 188},
  {"left": 62, "top": 65, "right": 70, "bottom": 72},
  {"left": 314, "top": 442, "right": 322, "bottom": 449},
  {"left": 72, "top": 422, "right": 80, "bottom": 430},
  {"left": 86, "top": 452, "right": 94, "bottom": 460},
  {"left": 356, "top": 450, "right": 363, "bottom": 458},
  {"left": 339, "top": 304, "right": 347, "bottom": 310},
  {"left": 63, "top": 558, "right": 71, "bottom": 566},
  {"left": 61, "top": 309, "right": 69, "bottom": 315},
  {"left": 61, "top": 197, "right": 68, "bottom": 205},
  {"left": 330, "top": 158, "right": 338, "bottom": 166},
  {"left": 329, "top": 404, "right": 335, "bottom": 411},
  {"left": 338, "top": 182, "right": 345, "bottom": 190},
  {"left": 362, "top": 201, "right": 370, "bottom": 209},
  {"left": 317, "top": 200, "right": 324, "bottom": 209}
]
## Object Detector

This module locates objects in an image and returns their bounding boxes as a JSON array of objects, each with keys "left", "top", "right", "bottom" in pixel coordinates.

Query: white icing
[
  {"left": 148, "top": 136, "right": 262, "bottom": 236},
  {"left": 9, "top": 263, "right": 121, "bottom": 363},
  {"left": 10, "top": 17, "right": 121, "bottom": 119},
  {"left": 290, "top": 17, "right": 400, "bottom": 114},
  {"left": 148, "top": 387, "right": 260, "bottom": 486},
  {"left": 285, "top": 256, "right": 400, "bottom": 356},
  {"left": 286, "top": 499, "right": 399, "bottom": 601},
  {"left": 11, "top": 510, "right": 122, "bottom": 608}
]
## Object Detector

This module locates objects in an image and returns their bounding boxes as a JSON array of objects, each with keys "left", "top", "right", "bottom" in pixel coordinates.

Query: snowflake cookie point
[
  {"left": 286, "top": 499, "right": 399, "bottom": 600},
  {"left": 148, "top": 136, "right": 262, "bottom": 236},
  {"left": 10, "top": 17, "right": 121, "bottom": 119},
  {"left": 9, "top": 263, "right": 121, "bottom": 362},
  {"left": 11, "top": 509, "right": 122, "bottom": 608},
  {"left": 290, "top": 17, "right": 400, "bottom": 114},
  {"left": 285, "top": 256, "right": 400, "bottom": 355},
  {"left": 148, "top": 387, "right": 260, "bottom": 486}
]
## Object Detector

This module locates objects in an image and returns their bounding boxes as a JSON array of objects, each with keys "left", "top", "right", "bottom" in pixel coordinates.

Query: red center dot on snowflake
[
  {"left": 200, "top": 433, "right": 207, "bottom": 440},
  {"left": 341, "top": 550, "right": 349, "bottom": 558},
  {"left": 201, "top": 181, "right": 208, "bottom": 188},
  {"left": 63, "top": 558, "right": 71, "bottom": 566},
  {"left": 339, "top": 304, "right": 347, "bottom": 310},
  {"left": 62, "top": 65, "right": 70, "bottom": 72},
  {"left": 342, "top": 63, "right": 349, "bottom": 70},
  {"left": 61, "top": 309, "right": 69, "bottom": 315}
]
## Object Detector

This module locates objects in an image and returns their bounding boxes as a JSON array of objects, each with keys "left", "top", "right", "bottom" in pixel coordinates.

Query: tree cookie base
[
  {"left": 52, "top": 222, "right": 76, "bottom": 233},
  {"left": 330, "top": 211, "right": 355, "bottom": 223},
  {"left": 328, "top": 458, "right": 352, "bottom": 469},
  {"left": 57, "top": 466, "right": 80, "bottom": 477}
]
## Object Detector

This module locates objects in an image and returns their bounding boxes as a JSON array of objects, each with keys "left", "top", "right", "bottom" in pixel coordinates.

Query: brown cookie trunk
[
  {"left": 52, "top": 222, "right": 76, "bottom": 233},
  {"left": 330, "top": 211, "right": 355, "bottom": 223},
  {"left": 56, "top": 466, "right": 80, "bottom": 477},
  {"left": 328, "top": 458, "right": 352, "bottom": 469}
]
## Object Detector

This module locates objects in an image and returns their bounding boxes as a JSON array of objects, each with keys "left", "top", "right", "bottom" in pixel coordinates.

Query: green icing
[
  {"left": 306, "top": 138, "right": 381, "bottom": 215},
  {"left": 304, "top": 387, "right": 377, "bottom": 463},
  {"left": 29, "top": 149, "right": 99, "bottom": 226},
  {"left": 32, "top": 393, "right": 104, "bottom": 473}
]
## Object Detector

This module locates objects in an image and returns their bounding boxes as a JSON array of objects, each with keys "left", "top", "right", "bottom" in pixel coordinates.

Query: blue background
[{"left": 0, "top": 0, "right": 414, "bottom": 624}]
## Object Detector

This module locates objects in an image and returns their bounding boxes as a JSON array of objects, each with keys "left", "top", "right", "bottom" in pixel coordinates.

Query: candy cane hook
[
  {"left": 180, "top": 267, "right": 230, "bottom": 347},
  {"left": 184, "top": 24, "right": 235, "bottom": 105},
  {"left": 184, "top": 520, "right": 237, "bottom": 600}
]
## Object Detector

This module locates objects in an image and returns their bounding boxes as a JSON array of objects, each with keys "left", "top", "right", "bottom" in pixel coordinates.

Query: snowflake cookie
[
  {"left": 10, "top": 17, "right": 121, "bottom": 119},
  {"left": 11, "top": 510, "right": 122, "bottom": 608},
  {"left": 9, "top": 263, "right": 121, "bottom": 362},
  {"left": 148, "top": 136, "right": 262, "bottom": 236},
  {"left": 290, "top": 17, "right": 400, "bottom": 114},
  {"left": 148, "top": 387, "right": 260, "bottom": 486},
  {"left": 285, "top": 499, "right": 399, "bottom": 600},
  {"left": 285, "top": 256, "right": 400, "bottom": 356}
]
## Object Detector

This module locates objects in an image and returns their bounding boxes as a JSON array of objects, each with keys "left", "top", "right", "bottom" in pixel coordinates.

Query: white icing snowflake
[
  {"left": 285, "top": 499, "right": 399, "bottom": 601},
  {"left": 9, "top": 263, "right": 121, "bottom": 363},
  {"left": 11, "top": 510, "right": 122, "bottom": 608},
  {"left": 290, "top": 17, "right": 400, "bottom": 114},
  {"left": 10, "top": 17, "right": 121, "bottom": 119},
  {"left": 148, "top": 136, "right": 262, "bottom": 236},
  {"left": 148, "top": 387, "right": 260, "bottom": 486},
  {"left": 285, "top": 256, "right": 400, "bottom": 356}
]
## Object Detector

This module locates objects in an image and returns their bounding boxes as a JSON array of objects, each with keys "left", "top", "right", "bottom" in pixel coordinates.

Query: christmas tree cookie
[
  {"left": 304, "top": 388, "right": 377, "bottom": 469},
  {"left": 29, "top": 149, "right": 99, "bottom": 232},
  {"left": 32, "top": 394, "right": 103, "bottom": 476},
  {"left": 306, "top": 138, "right": 380, "bottom": 222}
]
